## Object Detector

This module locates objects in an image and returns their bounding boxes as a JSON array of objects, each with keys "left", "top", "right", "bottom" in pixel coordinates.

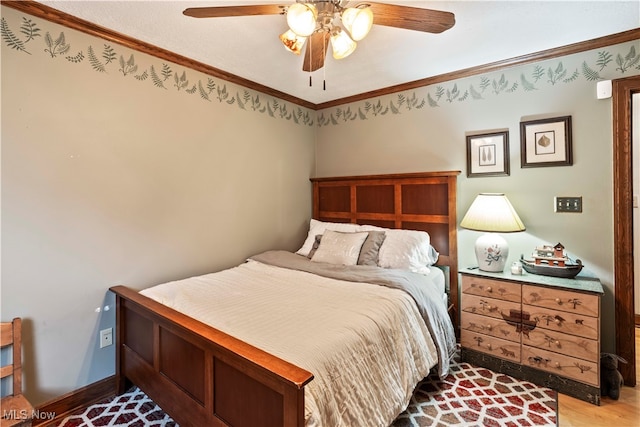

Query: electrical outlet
[
  {"left": 100, "top": 328, "right": 113, "bottom": 348},
  {"left": 555, "top": 196, "right": 582, "bottom": 213}
]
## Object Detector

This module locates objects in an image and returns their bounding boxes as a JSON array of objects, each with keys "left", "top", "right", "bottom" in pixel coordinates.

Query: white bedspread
[{"left": 141, "top": 258, "right": 440, "bottom": 427}]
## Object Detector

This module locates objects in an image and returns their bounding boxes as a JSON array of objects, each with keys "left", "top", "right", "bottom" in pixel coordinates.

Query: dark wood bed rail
[
  {"left": 110, "top": 285, "right": 313, "bottom": 427},
  {"left": 310, "top": 171, "right": 461, "bottom": 333}
]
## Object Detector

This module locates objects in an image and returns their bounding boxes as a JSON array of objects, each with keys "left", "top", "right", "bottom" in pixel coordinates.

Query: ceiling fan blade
[
  {"left": 302, "top": 32, "right": 329, "bottom": 72},
  {"left": 183, "top": 4, "right": 286, "bottom": 18},
  {"left": 367, "top": 2, "right": 455, "bottom": 33}
]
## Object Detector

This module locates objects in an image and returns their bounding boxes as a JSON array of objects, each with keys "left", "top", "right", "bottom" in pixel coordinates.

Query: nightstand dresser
[{"left": 460, "top": 267, "right": 604, "bottom": 405}]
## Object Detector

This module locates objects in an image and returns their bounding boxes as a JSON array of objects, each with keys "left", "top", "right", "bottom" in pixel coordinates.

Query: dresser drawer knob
[
  {"left": 555, "top": 340, "right": 561, "bottom": 347},
  {"left": 555, "top": 298, "right": 562, "bottom": 305},
  {"left": 486, "top": 324, "right": 493, "bottom": 331},
  {"left": 479, "top": 299, "right": 496, "bottom": 311},
  {"left": 486, "top": 287, "right": 492, "bottom": 293},
  {"left": 486, "top": 343, "right": 492, "bottom": 350},
  {"left": 555, "top": 362, "right": 561, "bottom": 369}
]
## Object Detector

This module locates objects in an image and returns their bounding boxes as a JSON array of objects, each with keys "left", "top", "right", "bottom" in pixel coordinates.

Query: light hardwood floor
[{"left": 557, "top": 327, "right": 639, "bottom": 426}]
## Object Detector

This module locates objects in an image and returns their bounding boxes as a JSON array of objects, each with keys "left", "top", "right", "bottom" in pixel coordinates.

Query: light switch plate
[{"left": 555, "top": 196, "right": 582, "bottom": 213}]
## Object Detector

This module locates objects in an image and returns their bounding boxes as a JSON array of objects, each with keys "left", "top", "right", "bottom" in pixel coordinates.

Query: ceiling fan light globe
[
  {"left": 341, "top": 6, "right": 373, "bottom": 41},
  {"left": 330, "top": 27, "right": 357, "bottom": 59},
  {"left": 286, "top": 3, "right": 317, "bottom": 37},
  {"left": 279, "top": 29, "right": 306, "bottom": 55}
]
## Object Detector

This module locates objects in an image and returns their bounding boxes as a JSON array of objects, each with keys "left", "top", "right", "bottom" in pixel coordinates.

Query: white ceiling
[{"left": 38, "top": 1, "right": 640, "bottom": 105}]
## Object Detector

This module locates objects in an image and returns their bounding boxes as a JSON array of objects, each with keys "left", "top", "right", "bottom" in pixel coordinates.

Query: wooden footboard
[{"left": 110, "top": 285, "right": 314, "bottom": 427}]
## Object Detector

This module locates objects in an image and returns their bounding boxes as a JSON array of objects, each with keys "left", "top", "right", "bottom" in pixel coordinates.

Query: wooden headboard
[{"left": 310, "top": 171, "right": 461, "bottom": 333}]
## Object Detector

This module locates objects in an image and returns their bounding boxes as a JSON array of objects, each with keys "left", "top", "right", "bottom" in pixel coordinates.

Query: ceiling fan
[{"left": 183, "top": 1, "right": 455, "bottom": 72}]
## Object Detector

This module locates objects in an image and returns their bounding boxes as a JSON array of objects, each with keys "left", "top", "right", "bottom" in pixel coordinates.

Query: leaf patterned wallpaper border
[
  {"left": 1, "top": 14, "right": 316, "bottom": 126},
  {"left": 318, "top": 44, "right": 640, "bottom": 126},
  {"left": 2, "top": 12, "right": 639, "bottom": 128}
]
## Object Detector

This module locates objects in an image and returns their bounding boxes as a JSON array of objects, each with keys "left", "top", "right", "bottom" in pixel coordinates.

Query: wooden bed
[{"left": 110, "top": 170, "right": 460, "bottom": 427}]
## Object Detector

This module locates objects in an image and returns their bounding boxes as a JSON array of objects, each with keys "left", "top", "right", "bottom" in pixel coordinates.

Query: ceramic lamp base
[{"left": 475, "top": 233, "right": 508, "bottom": 272}]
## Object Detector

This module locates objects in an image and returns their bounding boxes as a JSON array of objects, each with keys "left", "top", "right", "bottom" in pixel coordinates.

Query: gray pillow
[
  {"left": 357, "top": 231, "right": 386, "bottom": 266},
  {"left": 307, "top": 231, "right": 386, "bottom": 266}
]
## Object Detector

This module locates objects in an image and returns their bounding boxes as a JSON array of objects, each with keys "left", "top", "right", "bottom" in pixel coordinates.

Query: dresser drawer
[
  {"left": 461, "top": 330, "right": 521, "bottom": 362},
  {"left": 522, "top": 285, "right": 599, "bottom": 317},
  {"left": 461, "top": 275, "right": 521, "bottom": 302},
  {"left": 523, "top": 304, "right": 598, "bottom": 340},
  {"left": 523, "top": 328, "right": 598, "bottom": 362},
  {"left": 461, "top": 293, "right": 521, "bottom": 321},
  {"left": 522, "top": 345, "right": 599, "bottom": 386},
  {"left": 461, "top": 311, "right": 521, "bottom": 343}
]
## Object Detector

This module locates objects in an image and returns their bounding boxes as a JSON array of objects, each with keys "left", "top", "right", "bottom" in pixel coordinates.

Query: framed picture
[
  {"left": 520, "top": 116, "right": 573, "bottom": 167},
  {"left": 466, "top": 131, "right": 510, "bottom": 177}
]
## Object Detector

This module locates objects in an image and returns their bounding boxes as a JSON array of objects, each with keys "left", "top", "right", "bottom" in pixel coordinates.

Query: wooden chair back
[{"left": 1, "top": 318, "right": 34, "bottom": 426}]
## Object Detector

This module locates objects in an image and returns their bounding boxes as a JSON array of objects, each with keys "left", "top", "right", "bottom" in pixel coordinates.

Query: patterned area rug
[
  {"left": 55, "top": 388, "right": 176, "bottom": 427},
  {"left": 56, "top": 353, "right": 557, "bottom": 427},
  {"left": 392, "top": 355, "right": 557, "bottom": 427}
]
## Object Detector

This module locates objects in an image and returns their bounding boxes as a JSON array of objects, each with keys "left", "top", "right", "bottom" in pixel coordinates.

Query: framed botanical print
[
  {"left": 466, "top": 130, "right": 510, "bottom": 177},
  {"left": 520, "top": 116, "right": 573, "bottom": 167}
]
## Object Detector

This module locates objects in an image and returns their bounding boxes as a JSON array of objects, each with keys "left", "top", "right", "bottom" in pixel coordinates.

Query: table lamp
[{"left": 460, "top": 193, "right": 525, "bottom": 272}]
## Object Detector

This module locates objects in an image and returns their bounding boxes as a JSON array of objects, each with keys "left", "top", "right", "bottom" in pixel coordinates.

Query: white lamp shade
[
  {"left": 279, "top": 29, "right": 306, "bottom": 55},
  {"left": 341, "top": 6, "right": 373, "bottom": 41},
  {"left": 460, "top": 193, "right": 525, "bottom": 233},
  {"left": 287, "top": 3, "right": 317, "bottom": 37},
  {"left": 330, "top": 27, "right": 356, "bottom": 59}
]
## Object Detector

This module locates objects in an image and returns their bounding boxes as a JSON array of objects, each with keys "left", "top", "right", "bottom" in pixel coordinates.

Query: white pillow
[
  {"left": 377, "top": 229, "right": 438, "bottom": 274},
  {"left": 310, "top": 230, "right": 369, "bottom": 266},
  {"left": 296, "top": 219, "right": 382, "bottom": 257}
]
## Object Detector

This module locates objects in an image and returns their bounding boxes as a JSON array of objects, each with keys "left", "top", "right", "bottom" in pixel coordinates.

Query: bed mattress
[{"left": 140, "top": 252, "right": 449, "bottom": 427}]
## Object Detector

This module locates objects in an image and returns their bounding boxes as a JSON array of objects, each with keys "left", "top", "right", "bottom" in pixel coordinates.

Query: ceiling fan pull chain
[
  {"left": 308, "top": 32, "right": 312, "bottom": 87},
  {"left": 324, "top": 32, "right": 328, "bottom": 90}
]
